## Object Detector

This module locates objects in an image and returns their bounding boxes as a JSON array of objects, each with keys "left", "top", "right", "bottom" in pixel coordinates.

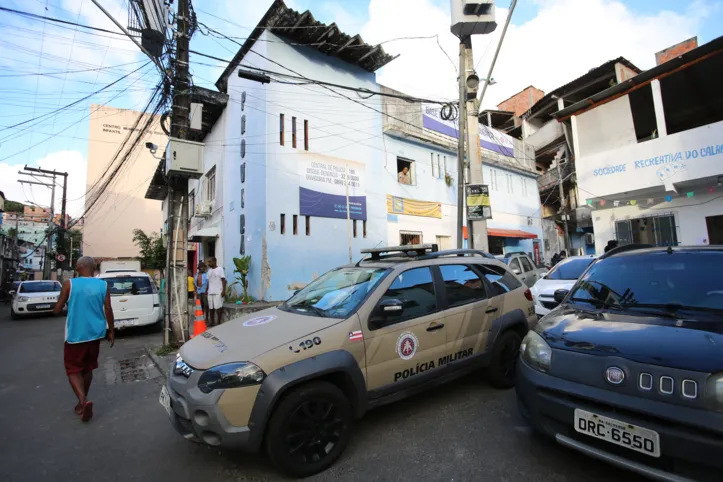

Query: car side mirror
[
  {"left": 554, "top": 289, "right": 569, "bottom": 304},
  {"left": 512, "top": 268, "right": 521, "bottom": 275},
  {"left": 9, "top": 290, "right": 15, "bottom": 296},
  {"left": 539, "top": 272, "right": 547, "bottom": 279},
  {"left": 370, "top": 299, "right": 404, "bottom": 328}
]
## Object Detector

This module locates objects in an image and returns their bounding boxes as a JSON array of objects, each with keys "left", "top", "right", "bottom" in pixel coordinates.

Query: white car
[
  {"left": 11, "top": 280, "right": 63, "bottom": 319},
  {"left": 530, "top": 256, "right": 596, "bottom": 317},
  {"left": 98, "top": 271, "right": 163, "bottom": 330}
]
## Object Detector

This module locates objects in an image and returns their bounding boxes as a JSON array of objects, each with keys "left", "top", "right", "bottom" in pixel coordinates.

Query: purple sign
[
  {"left": 422, "top": 107, "right": 515, "bottom": 158},
  {"left": 300, "top": 187, "right": 367, "bottom": 220}
]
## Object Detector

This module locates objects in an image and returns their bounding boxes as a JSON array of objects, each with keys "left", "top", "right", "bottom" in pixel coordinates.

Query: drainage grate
[{"left": 114, "top": 351, "right": 160, "bottom": 383}]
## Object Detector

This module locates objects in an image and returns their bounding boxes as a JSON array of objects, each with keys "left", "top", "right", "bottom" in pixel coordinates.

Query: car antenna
[{"left": 666, "top": 245, "right": 673, "bottom": 254}]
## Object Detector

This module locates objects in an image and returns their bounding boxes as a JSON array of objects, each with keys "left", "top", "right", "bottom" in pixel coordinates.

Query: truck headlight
[
  {"left": 520, "top": 331, "right": 552, "bottom": 373},
  {"left": 17, "top": 296, "right": 29, "bottom": 302},
  {"left": 197, "top": 362, "right": 265, "bottom": 394},
  {"left": 707, "top": 373, "right": 723, "bottom": 411}
]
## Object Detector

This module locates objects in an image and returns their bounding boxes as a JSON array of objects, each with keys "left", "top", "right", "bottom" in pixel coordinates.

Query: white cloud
[
  {"left": 360, "top": 0, "right": 714, "bottom": 109},
  {"left": 0, "top": 151, "right": 87, "bottom": 219}
]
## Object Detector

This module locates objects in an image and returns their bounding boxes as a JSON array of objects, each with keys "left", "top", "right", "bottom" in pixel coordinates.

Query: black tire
[
  {"left": 265, "top": 381, "right": 353, "bottom": 477},
  {"left": 10, "top": 308, "right": 18, "bottom": 320},
  {"left": 485, "top": 330, "right": 522, "bottom": 389}
]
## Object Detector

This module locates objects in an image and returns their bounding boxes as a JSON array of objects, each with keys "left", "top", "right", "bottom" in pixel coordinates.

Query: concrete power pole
[{"left": 165, "top": 0, "right": 192, "bottom": 344}]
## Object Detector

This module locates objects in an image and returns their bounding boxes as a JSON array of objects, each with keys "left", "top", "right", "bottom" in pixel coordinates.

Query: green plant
[
  {"left": 230, "top": 255, "right": 251, "bottom": 303},
  {"left": 155, "top": 344, "right": 178, "bottom": 357},
  {"left": 445, "top": 172, "right": 453, "bottom": 186},
  {"left": 132, "top": 229, "right": 167, "bottom": 269}
]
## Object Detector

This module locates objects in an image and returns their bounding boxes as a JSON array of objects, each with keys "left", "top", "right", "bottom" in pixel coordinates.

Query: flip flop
[
  {"left": 74, "top": 404, "right": 82, "bottom": 415},
  {"left": 80, "top": 401, "right": 93, "bottom": 422}
]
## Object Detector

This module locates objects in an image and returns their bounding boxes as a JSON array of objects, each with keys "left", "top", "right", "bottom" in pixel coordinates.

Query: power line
[{"left": 0, "top": 5, "right": 126, "bottom": 36}]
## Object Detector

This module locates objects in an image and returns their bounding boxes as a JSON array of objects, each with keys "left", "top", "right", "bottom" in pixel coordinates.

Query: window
[
  {"left": 293, "top": 215, "right": 298, "bottom": 235},
  {"left": 546, "top": 258, "right": 595, "bottom": 280},
  {"left": 240, "top": 188, "right": 244, "bottom": 209},
  {"left": 439, "top": 265, "right": 486, "bottom": 307},
  {"left": 629, "top": 84, "right": 658, "bottom": 142},
  {"left": 520, "top": 256, "right": 534, "bottom": 272},
  {"left": 353, "top": 220, "right": 357, "bottom": 238},
  {"left": 105, "top": 276, "right": 152, "bottom": 296},
  {"left": 439, "top": 156, "right": 443, "bottom": 178},
  {"left": 279, "top": 113, "right": 284, "bottom": 146},
  {"left": 304, "top": 119, "right": 309, "bottom": 151},
  {"left": 19, "top": 281, "right": 61, "bottom": 293},
  {"left": 397, "top": 157, "right": 413, "bottom": 185},
  {"left": 509, "top": 258, "right": 522, "bottom": 274},
  {"left": 305, "top": 215, "right": 310, "bottom": 236},
  {"left": 240, "top": 163, "right": 245, "bottom": 183},
  {"left": 379, "top": 267, "right": 437, "bottom": 322},
  {"left": 363, "top": 220, "right": 367, "bottom": 238},
  {"left": 400, "top": 231, "right": 422, "bottom": 245},
  {"left": 431, "top": 153, "right": 435, "bottom": 177},
  {"left": 206, "top": 168, "right": 216, "bottom": 202},
  {"left": 280, "top": 214, "right": 285, "bottom": 235},
  {"left": 292, "top": 116, "right": 297, "bottom": 148},
  {"left": 189, "top": 190, "right": 195, "bottom": 220},
  {"left": 241, "top": 139, "right": 246, "bottom": 158},
  {"left": 615, "top": 214, "right": 678, "bottom": 247},
  {"left": 241, "top": 114, "right": 246, "bottom": 134},
  {"left": 479, "top": 265, "right": 522, "bottom": 296}
]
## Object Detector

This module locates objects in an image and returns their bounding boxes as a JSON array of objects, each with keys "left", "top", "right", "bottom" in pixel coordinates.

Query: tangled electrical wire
[{"left": 440, "top": 102, "right": 459, "bottom": 121}]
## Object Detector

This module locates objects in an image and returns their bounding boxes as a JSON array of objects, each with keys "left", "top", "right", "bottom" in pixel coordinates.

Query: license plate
[
  {"left": 574, "top": 409, "right": 660, "bottom": 457},
  {"left": 36, "top": 304, "right": 51, "bottom": 309},
  {"left": 115, "top": 318, "right": 138, "bottom": 328},
  {"left": 159, "top": 386, "right": 172, "bottom": 416}
]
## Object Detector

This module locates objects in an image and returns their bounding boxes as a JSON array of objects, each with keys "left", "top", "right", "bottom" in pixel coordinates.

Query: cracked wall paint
[{"left": 260, "top": 235, "right": 271, "bottom": 300}]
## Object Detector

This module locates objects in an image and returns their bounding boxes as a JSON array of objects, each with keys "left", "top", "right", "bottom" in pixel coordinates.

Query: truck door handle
[
  {"left": 426, "top": 323, "right": 444, "bottom": 332},
  {"left": 485, "top": 307, "right": 498, "bottom": 314}
]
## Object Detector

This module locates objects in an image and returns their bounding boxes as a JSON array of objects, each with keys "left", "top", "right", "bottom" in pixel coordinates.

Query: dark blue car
[{"left": 516, "top": 245, "right": 723, "bottom": 481}]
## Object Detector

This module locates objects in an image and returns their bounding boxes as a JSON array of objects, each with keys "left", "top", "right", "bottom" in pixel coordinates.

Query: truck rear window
[{"left": 106, "top": 277, "right": 153, "bottom": 296}]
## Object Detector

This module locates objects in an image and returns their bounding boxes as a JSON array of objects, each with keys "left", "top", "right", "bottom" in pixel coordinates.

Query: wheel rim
[
  {"left": 499, "top": 337, "right": 520, "bottom": 379},
  {"left": 284, "top": 397, "right": 345, "bottom": 465}
]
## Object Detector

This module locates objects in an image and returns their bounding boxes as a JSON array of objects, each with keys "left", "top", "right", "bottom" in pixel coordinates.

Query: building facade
[
  {"left": 84, "top": 105, "right": 166, "bottom": 258},
  {"left": 556, "top": 36, "right": 723, "bottom": 252}
]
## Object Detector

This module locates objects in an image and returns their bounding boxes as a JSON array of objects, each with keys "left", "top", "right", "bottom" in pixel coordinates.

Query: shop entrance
[
  {"left": 615, "top": 214, "right": 678, "bottom": 247},
  {"left": 705, "top": 215, "right": 723, "bottom": 244}
]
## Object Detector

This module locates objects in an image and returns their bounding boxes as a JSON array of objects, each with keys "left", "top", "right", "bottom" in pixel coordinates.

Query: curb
[{"left": 145, "top": 344, "right": 176, "bottom": 379}]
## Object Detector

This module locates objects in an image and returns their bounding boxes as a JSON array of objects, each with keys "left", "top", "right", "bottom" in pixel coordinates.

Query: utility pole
[
  {"left": 451, "top": 0, "right": 498, "bottom": 251},
  {"left": 558, "top": 153, "right": 571, "bottom": 253},
  {"left": 164, "top": 0, "right": 192, "bottom": 345}
]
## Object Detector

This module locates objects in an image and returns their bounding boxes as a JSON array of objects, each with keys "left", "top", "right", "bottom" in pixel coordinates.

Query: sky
[{"left": 0, "top": 0, "right": 721, "bottom": 220}]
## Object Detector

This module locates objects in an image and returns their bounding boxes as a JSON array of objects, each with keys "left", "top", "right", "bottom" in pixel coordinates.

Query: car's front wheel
[
  {"left": 485, "top": 330, "right": 522, "bottom": 389},
  {"left": 10, "top": 308, "right": 18, "bottom": 320},
  {"left": 265, "top": 381, "right": 352, "bottom": 477}
]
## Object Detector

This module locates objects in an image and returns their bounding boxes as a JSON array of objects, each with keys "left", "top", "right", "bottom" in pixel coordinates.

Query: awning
[
  {"left": 488, "top": 228, "right": 538, "bottom": 239},
  {"left": 188, "top": 227, "right": 219, "bottom": 242}
]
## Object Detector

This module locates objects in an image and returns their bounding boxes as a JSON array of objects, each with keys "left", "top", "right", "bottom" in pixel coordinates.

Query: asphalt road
[{"left": 0, "top": 307, "right": 639, "bottom": 482}]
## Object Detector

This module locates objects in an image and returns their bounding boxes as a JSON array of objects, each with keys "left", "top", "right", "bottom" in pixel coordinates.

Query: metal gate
[{"left": 614, "top": 213, "right": 679, "bottom": 246}]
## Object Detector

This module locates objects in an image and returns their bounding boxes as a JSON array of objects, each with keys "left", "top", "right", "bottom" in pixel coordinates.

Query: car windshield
[
  {"left": 282, "top": 267, "right": 389, "bottom": 318},
  {"left": 546, "top": 258, "right": 594, "bottom": 280},
  {"left": 20, "top": 282, "right": 61, "bottom": 293},
  {"left": 568, "top": 251, "right": 723, "bottom": 315},
  {"left": 105, "top": 276, "right": 153, "bottom": 296}
]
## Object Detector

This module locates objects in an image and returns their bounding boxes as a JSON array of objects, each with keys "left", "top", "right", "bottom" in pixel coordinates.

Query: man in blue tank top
[{"left": 54, "top": 256, "right": 115, "bottom": 422}]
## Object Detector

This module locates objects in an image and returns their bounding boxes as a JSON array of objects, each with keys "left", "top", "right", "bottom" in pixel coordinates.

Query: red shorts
[{"left": 64, "top": 340, "right": 101, "bottom": 375}]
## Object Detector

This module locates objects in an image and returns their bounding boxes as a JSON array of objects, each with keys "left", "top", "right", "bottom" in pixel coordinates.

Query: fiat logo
[{"left": 605, "top": 367, "right": 625, "bottom": 385}]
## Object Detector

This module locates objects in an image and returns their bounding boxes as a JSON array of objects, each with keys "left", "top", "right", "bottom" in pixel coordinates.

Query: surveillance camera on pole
[{"left": 450, "top": 0, "right": 497, "bottom": 37}]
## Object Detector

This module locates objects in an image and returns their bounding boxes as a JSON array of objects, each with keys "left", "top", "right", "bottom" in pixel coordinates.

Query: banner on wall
[
  {"left": 299, "top": 153, "right": 367, "bottom": 220},
  {"left": 386, "top": 195, "right": 442, "bottom": 218},
  {"left": 422, "top": 104, "right": 515, "bottom": 158}
]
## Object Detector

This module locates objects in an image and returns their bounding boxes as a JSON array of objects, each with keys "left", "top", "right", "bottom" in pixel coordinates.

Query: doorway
[
  {"left": 400, "top": 231, "right": 422, "bottom": 246},
  {"left": 706, "top": 215, "right": 723, "bottom": 244},
  {"left": 615, "top": 214, "right": 678, "bottom": 246},
  {"left": 436, "top": 235, "right": 452, "bottom": 251}
]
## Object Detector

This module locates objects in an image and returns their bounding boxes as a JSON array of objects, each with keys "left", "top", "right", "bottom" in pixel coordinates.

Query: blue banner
[{"left": 300, "top": 187, "right": 367, "bottom": 220}]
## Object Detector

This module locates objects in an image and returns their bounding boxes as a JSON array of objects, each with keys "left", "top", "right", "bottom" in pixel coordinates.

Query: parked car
[
  {"left": 498, "top": 252, "right": 547, "bottom": 287},
  {"left": 530, "top": 255, "right": 596, "bottom": 317},
  {"left": 10, "top": 280, "right": 62, "bottom": 319},
  {"left": 517, "top": 245, "right": 723, "bottom": 481},
  {"left": 161, "top": 245, "right": 536, "bottom": 476},
  {"left": 98, "top": 271, "right": 162, "bottom": 330}
]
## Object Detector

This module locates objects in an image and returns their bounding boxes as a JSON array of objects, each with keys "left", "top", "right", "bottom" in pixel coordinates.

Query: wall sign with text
[{"left": 466, "top": 184, "right": 491, "bottom": 220}]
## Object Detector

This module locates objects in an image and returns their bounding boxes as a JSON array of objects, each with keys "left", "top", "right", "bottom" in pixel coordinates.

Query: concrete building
[
  {"left": 554, "top": 35, "right": 723, "bottom": 252},
  {"left": 501, "top": 58, "right": 640, "bottom": 261},
  {"left": 84, "top": 105, "right": 166, "bottom": 258}
]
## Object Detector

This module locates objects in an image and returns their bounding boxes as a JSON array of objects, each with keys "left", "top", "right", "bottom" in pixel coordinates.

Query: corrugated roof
[{"left": 216, "top": 0, "right": 396, "bottom": 92}]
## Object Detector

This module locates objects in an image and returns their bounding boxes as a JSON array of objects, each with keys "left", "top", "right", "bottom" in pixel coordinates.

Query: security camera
[{"left": 145, "top": 142, "right": 158, "bottom": 155}]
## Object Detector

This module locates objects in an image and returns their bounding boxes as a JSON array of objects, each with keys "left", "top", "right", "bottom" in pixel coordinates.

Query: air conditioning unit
[
  {"left": 585, "top": 233, "right": 595, "bottom": 245},
  {"left": 450, "top": 0, "right": 497, "bottom": 37},
  {"left": 195, "top": 202, "right": 212, "bottom": 218},
  {"left": 165, "top": 137, "right": 204, "bottom": 179}
]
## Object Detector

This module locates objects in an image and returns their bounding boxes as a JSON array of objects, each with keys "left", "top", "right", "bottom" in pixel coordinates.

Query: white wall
[
  {"left": 576, "top": 95, "right": 637, "bottom": 158},
  {"left": 591, "top": 191, "right": 723, "bottom": 253}
]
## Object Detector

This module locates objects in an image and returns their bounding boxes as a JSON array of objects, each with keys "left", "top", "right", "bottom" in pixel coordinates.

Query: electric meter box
[
  {"left": 165, "top": 137, "right": 204, "bottom": 179},
  {"left": 450, "top": 0, "right": 497, "bottom": 37}
]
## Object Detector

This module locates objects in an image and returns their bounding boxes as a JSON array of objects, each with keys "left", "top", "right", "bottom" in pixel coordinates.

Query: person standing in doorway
[
  {"left": 187, "top": 269, "right": 195, "bottom": 300},
  {"left": 195, "top": 263, "right": 209, "bottom": 321},
  {"left": 53, "top": 256, "right": 114, "bottom": 422},
  {"left": 206, "top": 257, "right": 226, "bottom": 327}
]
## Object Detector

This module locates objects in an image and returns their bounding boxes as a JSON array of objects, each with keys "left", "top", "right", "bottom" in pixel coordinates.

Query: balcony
[{"left": 538, "top": 162, "right": 574, "bottom": 192}]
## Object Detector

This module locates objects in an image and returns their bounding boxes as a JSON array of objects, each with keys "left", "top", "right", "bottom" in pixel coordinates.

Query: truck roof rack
[
  {"left": 359, "top": 244, "right": 438, "bottom": 261},
  {"left": 417, "top": 249, "right": 496, "bottom": 260}
]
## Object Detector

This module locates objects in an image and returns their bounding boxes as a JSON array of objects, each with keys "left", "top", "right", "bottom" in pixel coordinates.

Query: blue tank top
[{"left": 66, "top": 277, "right": 108, "bottom": 344}]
